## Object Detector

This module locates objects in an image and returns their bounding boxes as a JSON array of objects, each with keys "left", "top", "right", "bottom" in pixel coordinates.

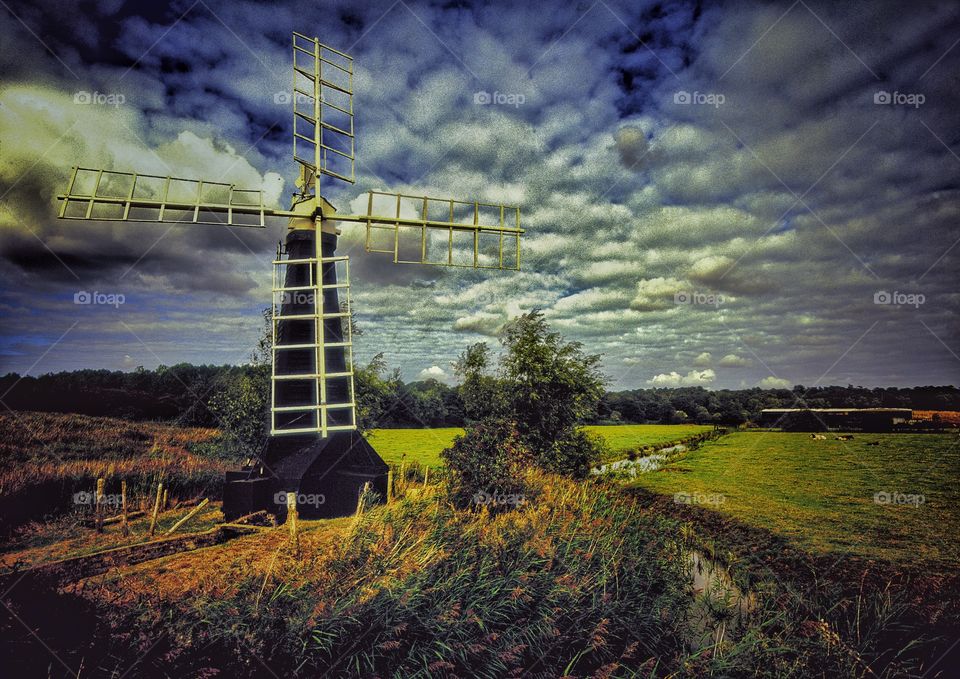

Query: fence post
[
  {"left": 351, "top": 482, "right": 371, "bottom": 534},
  {"left": 95, "top": 478, "right": 105, "bottom": 533},
  {"left": 386, "top": 469, "right": 394, "bottom": 504},
  {"left": 165, "top": 498, "right": 210, "bottom": 536},
  {"left": 423, "top": 467, "right": 430, "bottom": 487},
  {"left": 148, "top": 482, "right": 163, "bottom": 536},
  {"left": 287, "top": 491, "right": 299, "bottom": 556},
  {"left": 120, "top": 480, "right": 129, "bottom": 537}
]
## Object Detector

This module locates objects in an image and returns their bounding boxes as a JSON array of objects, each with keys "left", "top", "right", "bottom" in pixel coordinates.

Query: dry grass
[{"left": 0, "top": 411, "right": 227, "bottom": 534}]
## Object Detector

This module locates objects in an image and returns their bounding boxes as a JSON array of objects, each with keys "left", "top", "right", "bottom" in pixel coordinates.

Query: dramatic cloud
[{"left": 0, "top": 0, "right": 957, "bottom": 390}]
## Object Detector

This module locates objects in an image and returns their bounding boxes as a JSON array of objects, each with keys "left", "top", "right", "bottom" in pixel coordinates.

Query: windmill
[{"left": 56, "top": 31, "right": 523, "bottom": 519}]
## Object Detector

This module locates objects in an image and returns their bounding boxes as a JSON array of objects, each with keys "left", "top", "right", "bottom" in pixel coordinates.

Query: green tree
[
  {"left": 454, "top": 342, "right": 505, "bottom": 422},
  {"left": 447, "top": 310, "right": 607, "bottom": 487},
  {"left": 499, "top": 310, "right": 606, "bottom": 476},
  {"left": 207, "top": 366, "right": 270, "bottom": 460},
  {"left": 354, "top": 352, "right": 400, "bottom": 433}
]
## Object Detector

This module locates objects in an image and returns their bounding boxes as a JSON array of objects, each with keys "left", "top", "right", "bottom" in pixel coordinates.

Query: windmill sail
[
  {"left": 57, "top": 167, "right": 285, "bottom": 227},
  {"left": 271, "top": 229, "right": 356, "bottom": 436},
  {"left": 291, "top": 32, "right": 355, "bottom": 186},
  {"left": 335, "top": 190, "right": 523, "bottom": 270}
]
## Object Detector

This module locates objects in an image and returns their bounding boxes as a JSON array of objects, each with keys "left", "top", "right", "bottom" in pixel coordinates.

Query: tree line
[{"left": 2, "top": 366, "right": 957, "bottom": 429}]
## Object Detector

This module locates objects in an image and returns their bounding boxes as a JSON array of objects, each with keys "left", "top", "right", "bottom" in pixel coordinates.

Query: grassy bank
[
  {"left": 1, "top": 471, "right": 914, "bottom": 677},
  {"left": 627, "top": 431, "right": 960, "bottom": 565}
]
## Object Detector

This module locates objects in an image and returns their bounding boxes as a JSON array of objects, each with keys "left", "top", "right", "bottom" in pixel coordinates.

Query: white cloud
[
  {"left": 417, "top": 365, "right": 450, "bottom": 382},
  {"left": 647, "top": 368, "right": 716, "bottom": 387},
  {"left": 452, "top": 312, "right": 503, "bottom": 336},
  {"left": 693, "top": 351, "right": 712, "bottom": 367},
  {"left": 718, "top": 353, "right": 752, "bottom": 367},
  {"left": 630, "top": 277, "right": 685, "bottom": 311},
  {"left": 757, "top": 376, "right": 791, "bottom": 389}
]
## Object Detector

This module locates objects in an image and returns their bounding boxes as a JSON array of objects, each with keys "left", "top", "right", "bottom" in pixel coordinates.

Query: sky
[{"left": 0, "top": 0, "right": 958, "bottom": 390}]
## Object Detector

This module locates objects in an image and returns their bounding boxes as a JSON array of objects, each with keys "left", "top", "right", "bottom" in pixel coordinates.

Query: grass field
[
  {"left": 0, "top": 411, "right": 227, "bottom": 534},
  {"left": 365, "top": 427, "right": 463, "bottom": 467},
  {"left": 583, "top": 423, "right": 713, "bottom": 457},
  {"left": 368, "top": 424, "right": 715, "bottom": 468},
  {"left": 1, "top": 414, "right": 955, "bottom": 676},
  {"left": 628, "top": 431, "right": 960, "bottom": 565}
]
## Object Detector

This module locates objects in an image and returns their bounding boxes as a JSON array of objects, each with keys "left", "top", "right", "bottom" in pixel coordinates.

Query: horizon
[{"left": 2, "top": 363, "right": 958, "bottom": 395}]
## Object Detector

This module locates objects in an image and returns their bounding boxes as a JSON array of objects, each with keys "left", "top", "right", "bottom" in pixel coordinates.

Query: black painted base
[{"left": 221, "top": 431, "right": 389, "bottom": 520}]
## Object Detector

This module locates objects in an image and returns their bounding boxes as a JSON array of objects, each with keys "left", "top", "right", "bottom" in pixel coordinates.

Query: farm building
[{"left": 759, "top": 408, "right": 913, "bottom": 432}]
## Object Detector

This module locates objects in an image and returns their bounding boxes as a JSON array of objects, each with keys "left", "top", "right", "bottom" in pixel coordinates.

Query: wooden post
[
  {"left": 165, "top": 498, "right": 210, "bottom": 536},
  {"left": 286, "top": 491, "right": 299, "bottom": 555},
  {"left": 148, "top": 482, "right": 163, "bottom": 536},
  {"left": 120, "top": 480, "right": 129, "bottom": 537},
  {"left": 350, "top": 482, "right": 371, "bottom": 533},
  {"left": 423, "top": 467, "right": 430, "bottom": 487},
  {"left": 386, "top": 469, "right": 394, "bottom": 504},
  {"left": 398, "top": 461, "right": 406, "bottom": 498},
  {"left": 95, "top": 478, "right": 105, "bottom": 533}
]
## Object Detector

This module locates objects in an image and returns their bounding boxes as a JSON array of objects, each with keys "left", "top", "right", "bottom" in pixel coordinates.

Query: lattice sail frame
[
  {"left": 292, "top": 32, "right": 355, "bottom": 186},
  {"left": 270, "top": 245, "right": 356, "bottom": 436},
  {"left": 338, "top": 191, "right": 523, "bottom": 271},
  {"left": 58, "top": 167, "right": 273, "bottom": 227}
]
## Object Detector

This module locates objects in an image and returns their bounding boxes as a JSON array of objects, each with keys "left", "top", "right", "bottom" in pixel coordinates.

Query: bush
[
  {"left": 536, "top": 428, "right": 606, "bottom": 479},
  {"left": 440, "top": 418, "right": 533, "bottom": 511}
]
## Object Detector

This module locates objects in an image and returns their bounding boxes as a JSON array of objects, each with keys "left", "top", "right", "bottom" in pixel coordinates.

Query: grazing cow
[
  {"left": 835, "top": 435, "right": 854, "bottom": 441},
  {"left": 810, "top": 434, "right": 828, "bottom": 440}
]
